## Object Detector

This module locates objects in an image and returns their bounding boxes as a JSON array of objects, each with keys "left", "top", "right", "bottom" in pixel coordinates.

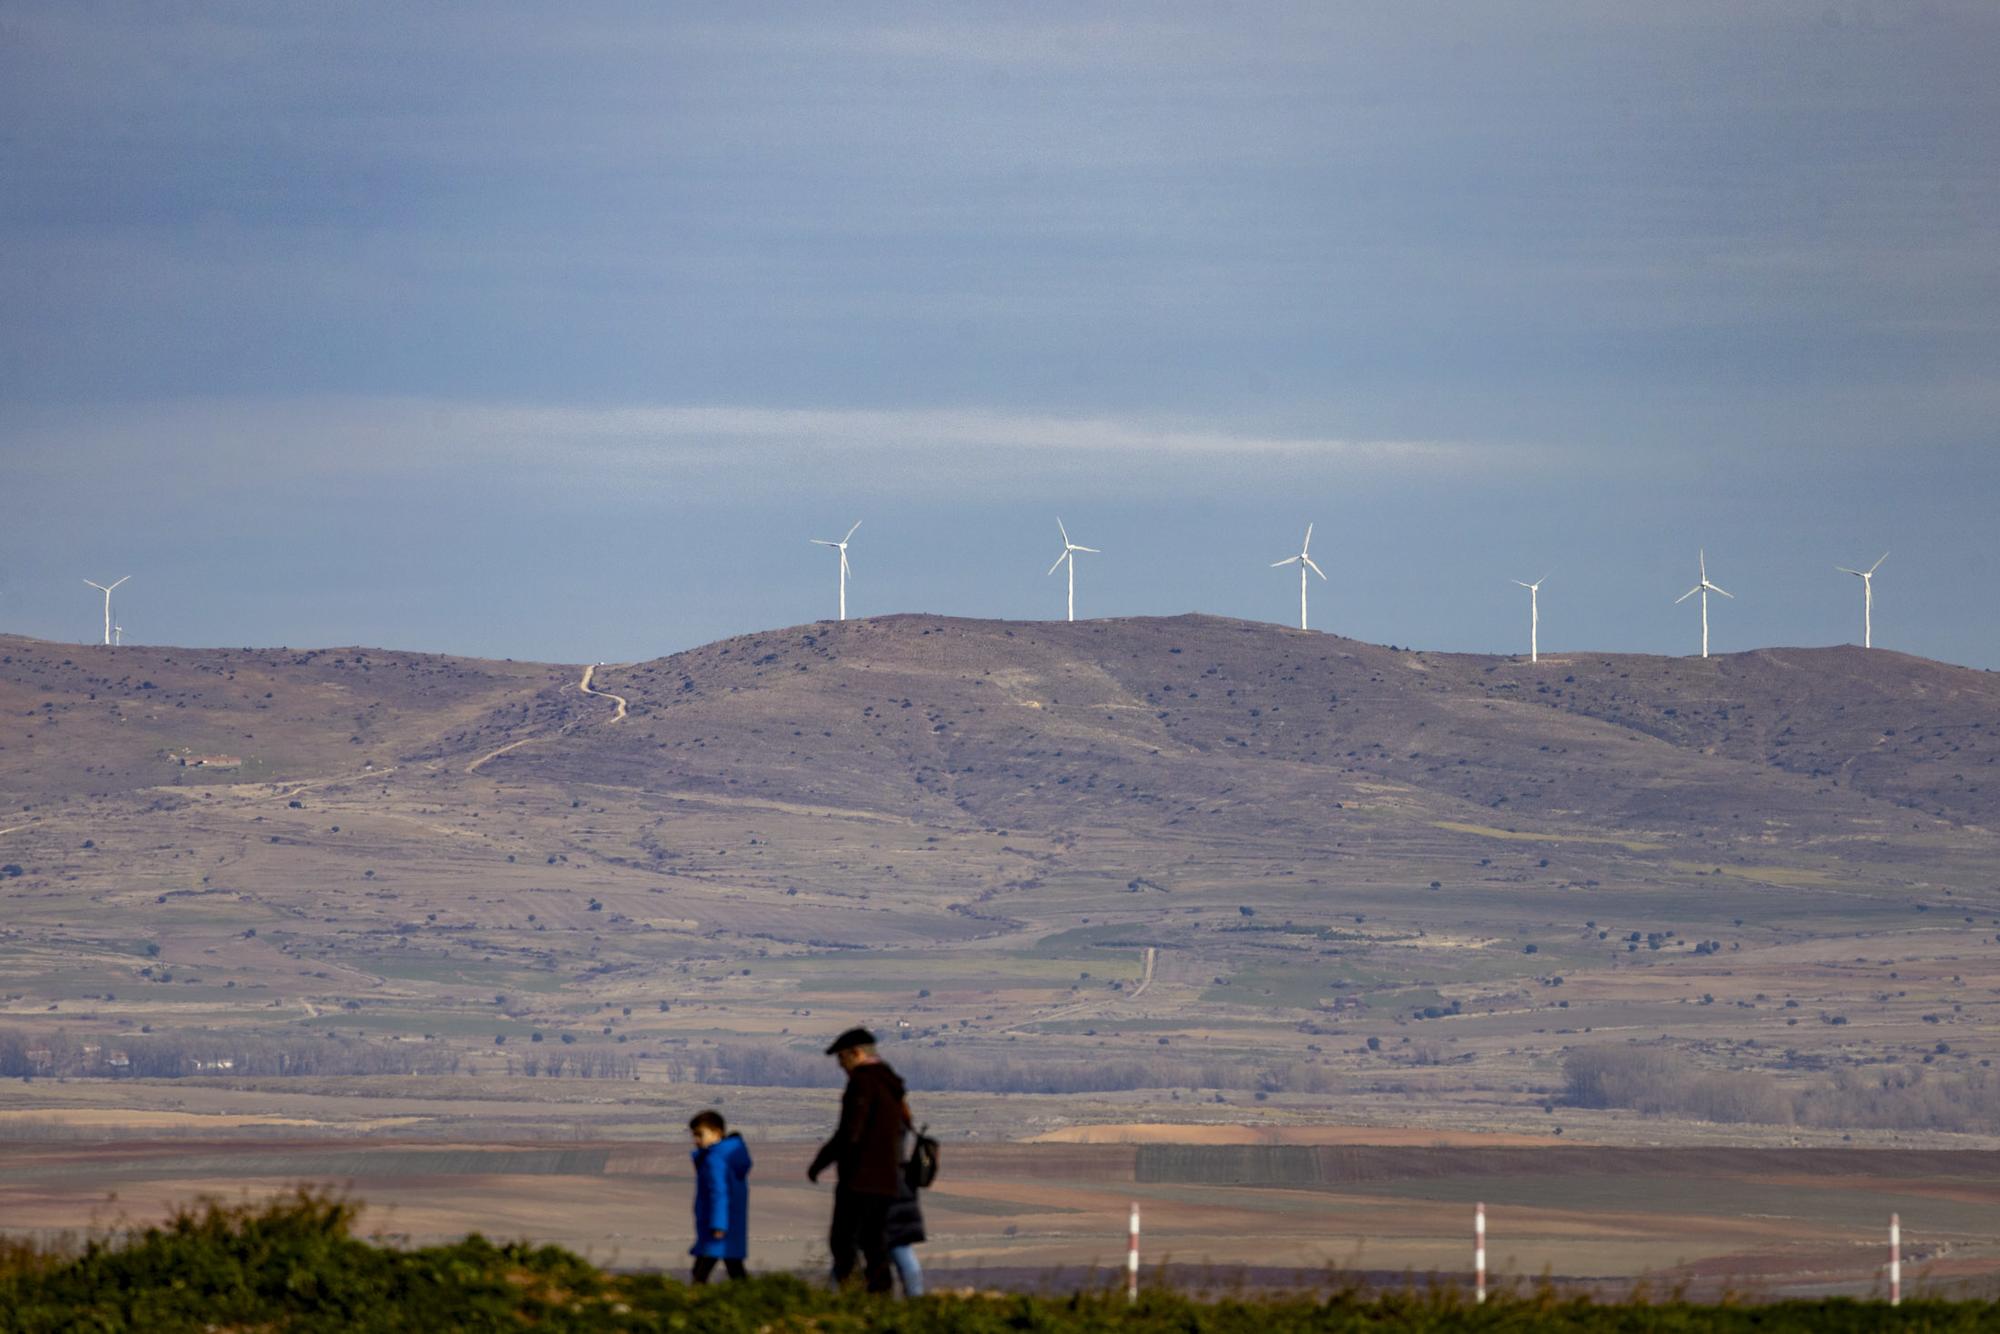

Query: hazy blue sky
[{"left": 3, "top": 3, "right": 1996, "bottom": 665}]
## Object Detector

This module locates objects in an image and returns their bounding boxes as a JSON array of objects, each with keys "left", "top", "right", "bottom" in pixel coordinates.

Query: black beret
[{"left": 824, "top": 1027, "right": 877, "bottom": 1054}]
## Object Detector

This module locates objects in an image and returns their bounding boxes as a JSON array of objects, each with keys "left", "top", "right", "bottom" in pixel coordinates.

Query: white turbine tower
[
  {"left": 1836, "top": 552, "right": 1887, "bottom": 649},
  {"left": 114, "top": 625, "right": 124, "bottom": 647},
  {"left": 83, "top": 576, "right": 129, "bottom": 647},
  {"left": 1046, "top": 518, "right": 1099, "bottom": 622},
  {"left": 1673, "top": 550, "right": 1733, "bottom": 658},
  {"left": 1270, "top": 524, "right": 1326, "bottom": 630},
  {"left": 1511, "top": 574, "right": 1547, "bottom": 663},
  {"left": 809, "top": 520, "right": 861, "bottom": 621}
]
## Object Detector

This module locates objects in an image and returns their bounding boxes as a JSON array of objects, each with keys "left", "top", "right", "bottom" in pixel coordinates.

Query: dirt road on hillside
[
  {"left": 465, "top": 664, "right": 626, "bottom": 773},
  {"left": 578, "top": 663, "right": 627, "bottom": 721},
  {"left": 1131, "top": 946, "right": 1157, "bottom": 998}
]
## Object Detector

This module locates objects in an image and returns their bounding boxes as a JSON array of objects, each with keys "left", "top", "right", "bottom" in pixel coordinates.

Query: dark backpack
[{"left": 905, "top": 1122, "right": 940, "bottom": 1189}]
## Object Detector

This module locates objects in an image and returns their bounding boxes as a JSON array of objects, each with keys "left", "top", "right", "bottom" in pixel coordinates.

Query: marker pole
[
  {"left": 1475, "top": 1202, "right": 1487, "bottom": 1305},
  {"left": 1127, "top": 1203, "right": 1141, "bottom": 1303},
  {"left": 1890, "top": 1213, "right": 1901, "bottom": 1307}
]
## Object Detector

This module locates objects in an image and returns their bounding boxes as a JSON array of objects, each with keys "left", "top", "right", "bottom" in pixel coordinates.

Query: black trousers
[
  {"left": 828, "top": 1186, "right": 894, "bottom": 1294},
  {"left": 691, "top": 1256, "right": 747, "bottom": 1283}
]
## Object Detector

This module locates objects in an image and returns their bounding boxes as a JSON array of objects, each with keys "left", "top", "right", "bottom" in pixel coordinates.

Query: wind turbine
[
  {"left": 1270, "top": 524, "right": 1326, "bottom": 630},
  {"left": 1836, "top": 552, "right": 1887, "bottom": 649},
  {"left": 83, "top": 576, "right": 129, "bottom": 647},
  {"left": 809, "top": 521, "right": 861, "bottom": 621},
  {"left": 1511, "top": 574, "right": 1548, "bottom": 663},
  {"left": 1673, "top": 550, "right": 1733, "bottom": 658},
  {"left": 114, "top": 625, "right": 124, "bottom": 647},
  {"left": 1046, "top": 518, "right": 1099, "bottom": 622}
]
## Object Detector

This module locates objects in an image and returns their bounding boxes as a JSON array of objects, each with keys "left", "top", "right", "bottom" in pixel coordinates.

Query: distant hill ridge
[{"left": 9, "top": 612, "right": 1992, "bottom": 842}]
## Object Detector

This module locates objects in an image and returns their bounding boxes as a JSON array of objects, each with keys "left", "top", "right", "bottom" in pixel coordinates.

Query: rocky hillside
[{"left": 507, "top": 615, "right": 1999, "bottom": 851}]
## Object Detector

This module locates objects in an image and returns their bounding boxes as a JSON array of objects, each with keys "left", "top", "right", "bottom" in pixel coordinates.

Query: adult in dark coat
[{"left": 807, "top": 1027, "right": 909, "bottom": 1293}]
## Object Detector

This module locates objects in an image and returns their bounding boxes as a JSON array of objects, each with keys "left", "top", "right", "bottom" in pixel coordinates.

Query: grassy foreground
[{"left": 0, "top": 1193, "right": 1990, "bottom": 1332}]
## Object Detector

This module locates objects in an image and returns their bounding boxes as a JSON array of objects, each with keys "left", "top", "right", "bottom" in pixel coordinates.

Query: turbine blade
[
  {"left": 1047, "top": 551, "right": 1070, "bottom": 576},
  {"left": 1072, "top": 545, "right": 1100, "bottom": 553},
  {"left": 110, "top": 576, "right": 129, "bottom": 589},
  {"left": 1709, "top": 584, "right": 1734, "bottom": 599},
  {"left": 1869, "top": 552, "right": 1888, "bottom": 574},
  {"left": 841, "top": 552, "right": 852, "bottom": 577},
  {"left": 1056, "top": 517, "right": 1070, "bottom": 545},
  {"left": 1512, "top": 580, "right": 1532, "bottom": 589},
  {"left": 1301, "top": 522, "right": 1313, "bottom": 553},
  {"left": 1836, "top": 567, "right": 1863, "bottom": 576},
  {"left": 1699, "top": 549, "right": 1707, "bottom": 580},
  {"left": 811, "top": 539, "right": 838, "bottom": 547},
  {"left": 1674, "top": 586, "right": 1701, "bottom": 604},
  {"left": 1272, "top": 556, "right": 1301, "bottom": 568},
  {"left": 1304, "top": 557, "right": 1327, "bottom": 579}
]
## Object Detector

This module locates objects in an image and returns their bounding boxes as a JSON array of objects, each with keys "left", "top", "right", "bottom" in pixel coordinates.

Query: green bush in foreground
[{"left": 0, "top": 1192, "right": 1992, "bottom": 1332}]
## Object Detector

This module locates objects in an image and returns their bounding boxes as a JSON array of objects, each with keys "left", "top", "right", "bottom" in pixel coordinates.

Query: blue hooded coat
[{"left": 690, "top": 1132, "right": 752, "bottom": 1259}]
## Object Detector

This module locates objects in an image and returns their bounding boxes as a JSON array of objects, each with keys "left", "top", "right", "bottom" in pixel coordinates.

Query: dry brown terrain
[{"left": 3, "top": 614, "right": 2000, "bottom": 1290}]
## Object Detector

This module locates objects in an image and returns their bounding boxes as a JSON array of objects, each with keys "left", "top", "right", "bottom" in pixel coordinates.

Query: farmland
[{"left": 4, "top": 615, "right": 2000, "bottom": 1289}]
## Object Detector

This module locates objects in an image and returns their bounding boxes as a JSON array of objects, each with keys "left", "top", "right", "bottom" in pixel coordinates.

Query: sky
[{"left": 3, "top": 2, "right": 1996, "bottom": 666}]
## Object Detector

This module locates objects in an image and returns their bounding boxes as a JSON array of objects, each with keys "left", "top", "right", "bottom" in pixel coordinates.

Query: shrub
[
  {"left": 1562, "top": 1045, "right": 1693, "bottom": 1114},
  {"left": 0, "top": 1191, "right": 1991, "bottom": 1331}
]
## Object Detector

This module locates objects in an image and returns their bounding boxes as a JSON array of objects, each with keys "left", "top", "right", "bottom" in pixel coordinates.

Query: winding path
[
  {"left": 465, "top": 663, "right": 626, "bottom": 774},
  {"left": 464, "top": 735, "right": 537, "bottom": 775},
  {"left": 579, "top": 663, "right": 628, "bottom": 721}
]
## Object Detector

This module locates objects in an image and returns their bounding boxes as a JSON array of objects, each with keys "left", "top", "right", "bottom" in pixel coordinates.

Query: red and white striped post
[
  {"left": 1474, "top": 1202, "right": 1487, "bottom": 1305},
  {"left": 1889, "top": 1213, "right": 1901, "bottom": 1307},
  {"left": 1127, "top": 1203, "right": 1141, "bottom": 1303}
]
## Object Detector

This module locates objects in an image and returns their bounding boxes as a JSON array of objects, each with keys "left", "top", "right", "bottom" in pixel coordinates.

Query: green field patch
[
  {"left": 1434, "top": 820, "right": 1663, "bottom": 853},
  {"left": 1666, "top": 860, "right": 1840, "bottom": 887},
  {"left": 1202, "top": 961, "right": 1350, "bottom": 1009},
  {"left": 323, "top": 953, "right": 567, "bottom": 992},
  {"left": 764, "top": 951, "right": 1109, "bottom": 995},
  {"left": 135, "top": 985, "right": 265, "bottom": 1005},
  {"left": 1031, "top": 1016, "right": 1288, "bottom": 1035},
  {"left": 5, "top": 966, "right": 148, "bottom": 998},
  {"left": 1202, "top": 958, "right": 1464, "bottom": 1014},
  {"left": 1026, "top": 924, "right": 1166, "bottom": 957},
  {"left": 789, "top": 971, "right": 1075, "bottom": 996}
]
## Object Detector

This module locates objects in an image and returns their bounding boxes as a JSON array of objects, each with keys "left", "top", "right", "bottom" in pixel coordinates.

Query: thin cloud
[
  {"left": 5, "top": 398, "right": 1503, "bottom": 496},
  {"left": 480, "top": 404, "right": 1471, "bottom": 462}
]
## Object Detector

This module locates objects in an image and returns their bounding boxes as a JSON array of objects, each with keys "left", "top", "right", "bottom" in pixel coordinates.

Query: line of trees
[
  {"left": 0, "top": 1029, "right": 459, "bottom": 1080},
  {"left": 513, "top": 1051, "right": 636, "bottom": 1080},
  {"left": 1563, "top": 1044, "right": 2000, "bottom": 1133},
  {"left": 679, "top": 1042, "right": 1341, "bottom": 1095}
]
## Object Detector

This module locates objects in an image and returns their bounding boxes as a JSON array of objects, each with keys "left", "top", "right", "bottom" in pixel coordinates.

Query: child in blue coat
[{"left": 688, "top": 1109, "right": 752, "bottom": 1281}]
